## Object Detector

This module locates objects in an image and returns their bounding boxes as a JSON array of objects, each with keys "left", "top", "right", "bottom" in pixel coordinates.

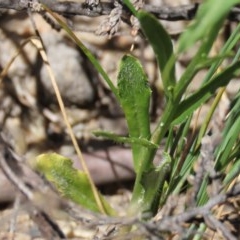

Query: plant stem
[{"left": 130, "top": 101, "right": 178, "bottom": 214}]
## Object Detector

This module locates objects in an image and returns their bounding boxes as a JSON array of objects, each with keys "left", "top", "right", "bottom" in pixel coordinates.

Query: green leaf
[
  {"left": 174, "top": 17, "right": 240, "bottom": 102},
  {"left": 216, "top": 117, "right": 240, "bottom": 170},
  {"left": 117, "top": 55, "right": 151, "bottom": 172},
  {"left": 36, "top": 153, "right": 114, "bottom": 214},
  {"left": 93, "top": 130, "right": 158, "bottom": 149},
  {"left": 178, "top": 0, "right": 240, "bottom": 53},
  {"left": 137, "top": 11, "right": 176, "bottom": 95},
  {"left": 42, "top": 5, "right": 119, "bottom": 100},
  {"left": 223, "top": 159, "right": 240, "bottom": 185},
  {"left": 141, "top": 152, "right": 171, "bottom": 217},
  {"left": 221, "top": 89, "right": 240, "bottom": 137}
]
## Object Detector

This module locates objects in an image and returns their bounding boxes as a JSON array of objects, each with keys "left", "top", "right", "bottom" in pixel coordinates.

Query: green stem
[{"left": 130, "top": 101, "right": 178, "bottom": 214}]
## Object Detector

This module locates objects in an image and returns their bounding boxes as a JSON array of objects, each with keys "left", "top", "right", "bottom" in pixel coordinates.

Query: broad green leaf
[
  {"left": 93, "top": 130, "right": 158, "bottom": 149},
  {"left": 36, "top": 153, "right": 114, "bottom": 215},
  {"left": 117, "top": 55, "right": 151, "bottom": 171},
  {"left": 172, "top": 61, "right": 240, "bottom": 125},
  {"left": 178, "top": 0, "right": 240, "bottom": 53},
  {"left": 137, "top": 11, "right": 176, "bottom": 95}
]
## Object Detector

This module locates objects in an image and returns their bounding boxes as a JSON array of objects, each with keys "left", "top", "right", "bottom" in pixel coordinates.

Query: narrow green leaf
[
  {"left": 172, "top": 61, "right": 240, "bottom": 125},
  {"left": 223, "top": 159, "right": 240, "bottom": 185},
  {"left": 174, "top": 21, "right": 240, "bottom": 102},
  {"left": 216, "top": 117, "right": 240, "bottom": 170},
  {"left": 196, "top": 177, "right": 209, "bottom": 206},
  {"left": 93, "top": 130, "right": 158, "bottom": 149},
  {"left": 223, "top": 90, "right": 240, "bottom": 135},
  {"left": 36, "top": 153, "right": 114, "bottom": 215},
  {"left": 123, "top": 0, "right": 137, "bottom": 16},
  {"left": 42, "top": 5, "right": 119, "bottom": 100},
  {"left": 137, "top": 11, "right": 176, "bottom": 94},
  {"left": 201, "top": 24, "right": 240, "bottom": 85},
  {"left": 117, "top": 55, "right": 151, "bottom": 171},
  {"left": 178, "top": 0, "right": 240, "bottom": 52}
]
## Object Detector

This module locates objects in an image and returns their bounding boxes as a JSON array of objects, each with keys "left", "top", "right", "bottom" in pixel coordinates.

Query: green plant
[{"left": 36, "top": 0, "right": 240, "bottom": 236}]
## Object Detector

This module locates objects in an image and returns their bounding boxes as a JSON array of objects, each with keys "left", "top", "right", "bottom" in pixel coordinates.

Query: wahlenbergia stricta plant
[{"left": 37, "top": 0, "right": 240, "bottom": 224}]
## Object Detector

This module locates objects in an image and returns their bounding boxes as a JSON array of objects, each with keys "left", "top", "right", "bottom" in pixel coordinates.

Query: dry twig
[
  {"left": 0, "top": 132, "right": 66, "bottom": 239},
  {"left": 0, "top": 1, "right": 239, "bottom": 22}
]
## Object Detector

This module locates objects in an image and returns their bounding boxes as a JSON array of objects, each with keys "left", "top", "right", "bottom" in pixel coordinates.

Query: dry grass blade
[
  {"left": 30, "top": 36, "right": 106, "bottom": 214},
  {"left": 0, "top": 38, "right": 33, "bottom": 83}
]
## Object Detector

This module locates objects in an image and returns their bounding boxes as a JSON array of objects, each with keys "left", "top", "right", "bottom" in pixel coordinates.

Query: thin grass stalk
[{"left": 30, "top": 37, "right": 106, "bottom": 214}]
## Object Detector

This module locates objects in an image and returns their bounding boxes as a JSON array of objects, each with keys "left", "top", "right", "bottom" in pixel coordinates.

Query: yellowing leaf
[{"left": 36, "top": 153, "right": 115, "bottom": 215}]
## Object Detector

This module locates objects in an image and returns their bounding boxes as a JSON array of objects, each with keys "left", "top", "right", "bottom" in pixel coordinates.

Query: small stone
[{"left": 40, "top": 32, "right": 95, "bottom": 107}]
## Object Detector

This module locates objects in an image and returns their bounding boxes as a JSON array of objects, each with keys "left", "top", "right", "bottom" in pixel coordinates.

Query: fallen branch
[{"left": 0, "top": 0, "right": 239, "bottom": 22}]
